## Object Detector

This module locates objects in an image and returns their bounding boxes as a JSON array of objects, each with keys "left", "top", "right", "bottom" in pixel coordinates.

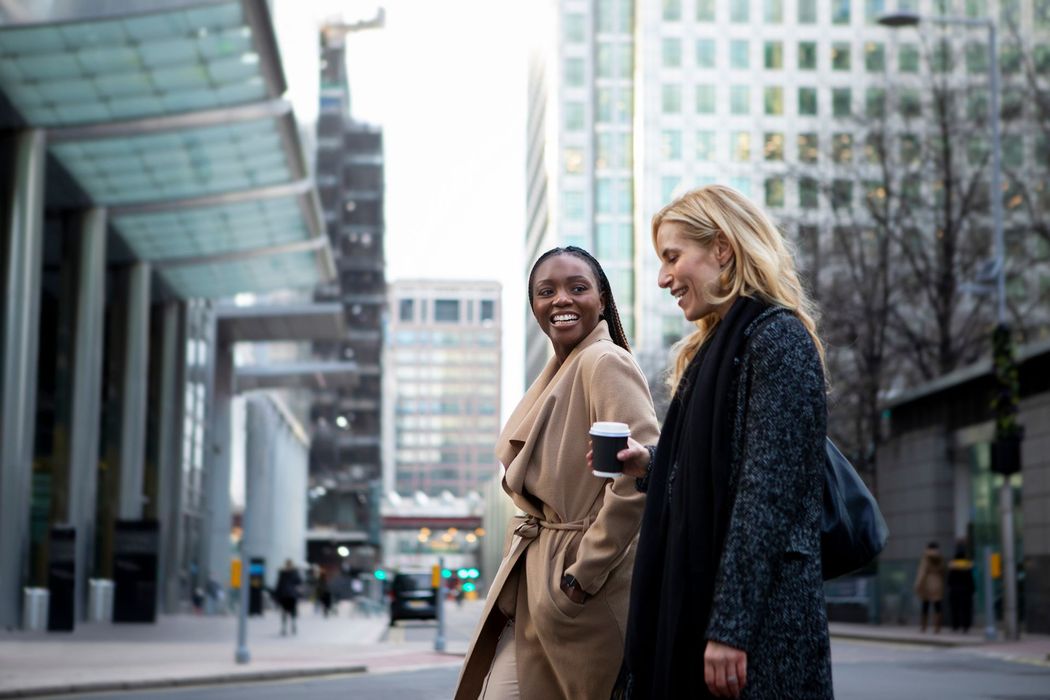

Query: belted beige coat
[{"left": 454, "top": 321, "right": 660, "bottom": 700}]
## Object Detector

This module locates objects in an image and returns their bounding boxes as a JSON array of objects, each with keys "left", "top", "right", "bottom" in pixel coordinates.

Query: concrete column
[
  {"left": 67, "top": 208, "right": 108, "bottom": 621},
  {"left": 118, "top": 263, "right": 151, "bottom": 520},
  {"left": 0, "top": 130, "right": 45, "bottom": 630},
  {"left": 155, "top": 302, "right": 186, "bottom": 614},
  {"left": 203, "top": 338, "right": 234, "bottom": 604}
]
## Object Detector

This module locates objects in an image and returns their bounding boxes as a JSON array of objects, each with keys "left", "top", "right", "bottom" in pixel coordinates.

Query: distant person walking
[
  {"left": 315, "top": 570, "right": 333, "bottom": 618},
  {"left": 274, "top": 559, "right": 302, "bottom": 635},
  {"left": 914, "top": 542, "right": 945, "bottom": 633},
  {"left": 946, "top": 543, "right": 975, "bottom": 633}
]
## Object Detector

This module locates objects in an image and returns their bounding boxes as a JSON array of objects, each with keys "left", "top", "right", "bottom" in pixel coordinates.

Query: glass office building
[
  {"left": 0, "top": 0, "right": 337, "bottom": 627},
  {"left": 529, "top": 0, "right": 1050, "bottom": 388},
  {"left": 384, "top": 281, "right": 502, "bottom": 497}
]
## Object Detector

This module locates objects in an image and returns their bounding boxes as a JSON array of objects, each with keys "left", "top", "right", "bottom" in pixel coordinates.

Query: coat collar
[{"left": 495, "top": 320, "right": 614, "bottom": 503}]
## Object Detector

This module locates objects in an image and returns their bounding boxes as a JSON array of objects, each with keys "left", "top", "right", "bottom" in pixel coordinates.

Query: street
[{"left": 41, "top": 636, "right": 1050, "bottom": 699}]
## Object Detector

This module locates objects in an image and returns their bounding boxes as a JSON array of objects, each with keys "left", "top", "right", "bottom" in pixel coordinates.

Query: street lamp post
[{"left": 878, "top": 11, "right": 1018, "bottom": 641}]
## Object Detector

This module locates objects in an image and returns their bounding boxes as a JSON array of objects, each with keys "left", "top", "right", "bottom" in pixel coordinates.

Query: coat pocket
[{"left": 548, "top": 546, "right": 586, "bottom": 619}]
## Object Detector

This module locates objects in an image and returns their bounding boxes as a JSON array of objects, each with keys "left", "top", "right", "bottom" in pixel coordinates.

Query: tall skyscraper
[
  {"left": 309, "top": 19, "right": 386, "bottom": 559},
  {"left": 526, "top": 0, "right": 1050, "bottom": 388},
  {"left": 525, "top": 0, "right": 639, "bottom": 382},
  {"left": 383, "top": 280, "right": 502, "bottom": 497}
]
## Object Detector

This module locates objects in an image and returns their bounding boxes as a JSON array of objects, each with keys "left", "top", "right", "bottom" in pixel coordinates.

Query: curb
[
  {"left": 829, "top": 630, "right": 986, "bottom": 648},
  {"left": 0, "top": 665, "right": 368, "bottom": 699}
]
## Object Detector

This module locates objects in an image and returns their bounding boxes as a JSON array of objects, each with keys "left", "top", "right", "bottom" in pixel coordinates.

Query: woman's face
[
  {"left": 655, "top": 220, "right": 731, "bottom": 322},
  {"left": 530, "top": 254, "right": 605, "bottom": 361}
]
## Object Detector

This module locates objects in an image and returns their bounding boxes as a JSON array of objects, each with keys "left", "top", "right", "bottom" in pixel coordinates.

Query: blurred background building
[
  {"left": 524, "top": 0, "right": 1050, "bottom": 634},
  {"left": 525, "top": 0, "right": 1050, "bottom": 388},
  {"left": 0, "top": 0, "right": 345, "bottom": 628},
  {"left": 306, "top": 14, "right": 387, "bottom": 579},
  {"left": 383, "top": 279, "right": 502, "bottom": 497}
]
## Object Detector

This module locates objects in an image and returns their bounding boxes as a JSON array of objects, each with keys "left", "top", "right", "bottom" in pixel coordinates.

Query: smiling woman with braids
[{"left": 454, "top": 247, "right": 659, "bottom": 700}]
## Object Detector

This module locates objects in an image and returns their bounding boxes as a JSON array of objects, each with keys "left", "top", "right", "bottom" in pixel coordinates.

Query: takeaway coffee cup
[{"left": 590, "top": 422, "right": 630, "bottom": 478}]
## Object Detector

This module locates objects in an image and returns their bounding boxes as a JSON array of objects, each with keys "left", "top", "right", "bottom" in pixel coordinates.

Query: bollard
[
  {"left": 983, "top": 546, "right": 997, "bottom": 641},
  {"left": 434, "top": 556, "right": 446, "bottom": 653},
  {"left": 22, "top": 588, "right": 49, "bottom": 631},
  {"left": 88, "top": 579, "right": 115, "bottom": 622}
]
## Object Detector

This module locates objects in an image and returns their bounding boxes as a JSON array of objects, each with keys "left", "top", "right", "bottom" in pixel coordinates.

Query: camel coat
[
  {"left": 914, "top": 546, "right": 946, "bottom": 602},
  {"left": 455, "top": 321, "right": 659, "bottom": 700}
]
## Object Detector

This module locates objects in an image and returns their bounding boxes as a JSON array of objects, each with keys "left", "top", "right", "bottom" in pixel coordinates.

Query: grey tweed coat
[{"left": 705, "top": 307, "right": 833, "bottom": 698}]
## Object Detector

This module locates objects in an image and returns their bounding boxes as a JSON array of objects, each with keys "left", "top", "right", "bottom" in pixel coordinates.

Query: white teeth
[
  {"left": 673, "top": 289, "right": 686, "bottom": 299},
  {"left": 552, "top": 314, "right": 579, "bottom": 323}
]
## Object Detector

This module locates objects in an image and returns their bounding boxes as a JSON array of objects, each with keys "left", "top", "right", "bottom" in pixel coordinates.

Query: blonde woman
[{"left": 611, "top": 186, "right": 833, "bottom": 698}]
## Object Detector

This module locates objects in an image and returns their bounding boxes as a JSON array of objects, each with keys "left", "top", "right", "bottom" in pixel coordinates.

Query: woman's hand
[
  {"left": 559, "top": 577, "right": 588, "bottom": 604},
  {"left": 586, "top": 436, "right": 651, "bottom": 479},
  {"left": 704, "top": 640, "right": 747, "bottom": 698}
]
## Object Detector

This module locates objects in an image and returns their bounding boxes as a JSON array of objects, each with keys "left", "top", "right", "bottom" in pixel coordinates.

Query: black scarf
[{"left": 621, "top": 296, "right": 768, "bottom": 699}]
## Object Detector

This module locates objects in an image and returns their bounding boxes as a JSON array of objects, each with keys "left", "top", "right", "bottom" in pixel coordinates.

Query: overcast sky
[{"left": 273, "top": 0, "right": 530, "bottom": 422}]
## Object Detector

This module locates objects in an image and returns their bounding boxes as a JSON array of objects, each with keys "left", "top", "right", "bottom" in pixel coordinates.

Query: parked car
[{"left": 389, "top": 571, "right": 436, "bottom": 625}]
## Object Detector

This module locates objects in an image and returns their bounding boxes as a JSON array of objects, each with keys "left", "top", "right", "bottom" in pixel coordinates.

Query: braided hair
[{"left": 527, "top": 245, "right": 632, "bottom": 353}]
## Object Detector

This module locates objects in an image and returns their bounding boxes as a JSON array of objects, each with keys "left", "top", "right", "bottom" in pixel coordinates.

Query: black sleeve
[{"left": 634, "top": 444, "right": 659, "bottom": 493}]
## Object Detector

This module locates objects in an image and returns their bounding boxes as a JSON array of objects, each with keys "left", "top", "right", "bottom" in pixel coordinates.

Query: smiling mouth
[
  {"left": 550, "top": 313, "right": 580, "bottom": 325},
  {"left": 671, "top": 288, "right": 687, "bottom": 301}
]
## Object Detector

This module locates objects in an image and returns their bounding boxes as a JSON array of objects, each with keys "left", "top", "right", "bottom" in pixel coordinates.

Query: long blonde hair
[{"left": 652, "top": 184, "right": 825, "bottom": 394}]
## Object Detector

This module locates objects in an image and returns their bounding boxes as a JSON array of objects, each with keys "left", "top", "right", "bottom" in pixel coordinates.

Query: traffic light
[
  {"left": 441, "top": 568, "right": 452, "bottom": 579},
  {"left": 457, "top": 568, "right": 469, "bottom": 579},
  {"left": 467, "top": 568, "right": 479, "bottom": 579},
  {"left": 373, "top": 568, "right": 387, "bottom": 581},
  {"left": 462, "top": 582, "right": 476, "bottom": 593}
]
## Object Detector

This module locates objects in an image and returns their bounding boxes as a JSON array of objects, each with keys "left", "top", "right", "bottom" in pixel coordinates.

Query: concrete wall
[
  {"left": 875, "top": 426, "right": 955, "bottom": 625},
  {"left": 1021, "top": 392, "right": 1050, "bottom": 633},
  {"left": 877, "top": 386, "right": 1050, "bottom": 632},
  {"left": 244, "top": 395, "right": 308, "bottom": 585}
]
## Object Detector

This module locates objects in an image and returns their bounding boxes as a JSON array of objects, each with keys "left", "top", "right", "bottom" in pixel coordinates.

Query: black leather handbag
[{"left": 821, "top": 437, "right": 889, "bottom": 580}]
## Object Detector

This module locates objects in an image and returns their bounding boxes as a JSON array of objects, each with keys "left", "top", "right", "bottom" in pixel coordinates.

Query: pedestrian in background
[
  {"left": 274, "top": 559, "right": 302, "bottom": 636},
  {"left": 946, "top": 542, "right": 975, "bottom": 633},
  {"left": 455, "top": 246, "right": 660, "bottom": 699},
  {"left": 610, "top": 185, "right": 832, "bottom": 698},
  {"left": 914, "top": 542, "right": 946, "bottom": 633},
  {"left": 315, "top": 569, "right": 333, "bottom": 618}
]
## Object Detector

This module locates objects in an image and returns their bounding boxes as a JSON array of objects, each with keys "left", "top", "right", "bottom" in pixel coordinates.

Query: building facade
[
  {"left": 0, "top": 0, "right": 339, "bottom": 627},
  {"left": 526, "top": 0, "right": 1050, "bottom": 386},
  {"left": 876, "top": 338, "right": 1049, "bottom": 633},
  {"left": 525, "top": 0, "right": 639, "bottom": 382},
  {"left": 308, "top": 21, "right": 387, "bottom": 564},
  {"left": 383, "top": 280, "right": 502, "bottom": 497}
]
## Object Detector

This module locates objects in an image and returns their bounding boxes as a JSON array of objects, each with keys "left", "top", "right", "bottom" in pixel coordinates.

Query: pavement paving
[
  {"left": 0, "top": 600, "right": 470, "bottom": 699},
  {"left": 828, "top": 622, "right": 1050, "bottom": 669},
  {"left": 1, "top": 600, "right": 1047, "bottom": 698}
]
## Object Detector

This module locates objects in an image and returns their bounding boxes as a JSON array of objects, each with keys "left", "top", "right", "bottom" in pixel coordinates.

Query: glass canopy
[
  {"left": 0, "top": 2, "right": 267, "bottom": 127},
  {"left": 161, "top": 250, "right": 322, "bottom": 299},
  {"left": 51, "top": 116, "right": 292, "bottom": 206},
  {"left": 113, "top": 194, "right": 309, "bottom": 261},
  {"left": 0, "top": 1, "right": 334, "bottom": 300}
]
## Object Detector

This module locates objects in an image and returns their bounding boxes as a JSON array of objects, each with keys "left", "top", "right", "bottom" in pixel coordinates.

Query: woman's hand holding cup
[
  {"left": 587, "top": 433, "right": 650, "bottom": 479},
  {"left": 616, "top": 436, "right": 650, "bottom": 479}
]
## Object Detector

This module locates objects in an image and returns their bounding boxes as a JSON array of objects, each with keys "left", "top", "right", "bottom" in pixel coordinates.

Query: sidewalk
[
  {"left": 0, "top": 602, "right": 469, "bottom": 699},
  {"left": 830, "top": 622, "right": 1050, "bottom": 666},
  {"left": 3, "top": 608, "right": 1046, "bottom": 699}
]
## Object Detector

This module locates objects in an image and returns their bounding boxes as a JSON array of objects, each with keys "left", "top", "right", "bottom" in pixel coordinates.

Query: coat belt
[{"left": 512, "top": 514, "right": 592, "bottom": 540}]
